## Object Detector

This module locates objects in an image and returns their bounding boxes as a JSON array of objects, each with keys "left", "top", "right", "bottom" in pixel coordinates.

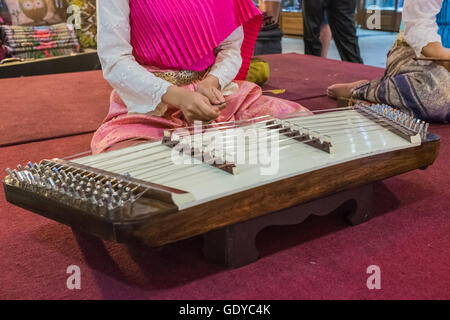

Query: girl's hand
[
  {"left": 422, "top": 42, "right": 450, "bottom": 71},
  {"left": 196, "top": 75, "right": 226, "bottom": 108},
  {"left": 422, "top": 42, "right": 449, "bottom": 59},
  {"left": 162, "top": 85, "right": 220, "bottom": 123}
]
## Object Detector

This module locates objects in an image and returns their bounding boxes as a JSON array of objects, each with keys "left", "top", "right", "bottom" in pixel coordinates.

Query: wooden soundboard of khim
[{"left": 3, "top": 104, "right": 440, "bottom": 268}]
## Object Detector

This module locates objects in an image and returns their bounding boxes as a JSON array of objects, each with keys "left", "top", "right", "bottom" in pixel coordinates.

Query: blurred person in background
[
  {"left": 327, "top": 0, "right": 449, "bottom": 123},
  {"left": 302, "top": 0, "right": 363, "bottom": 63}
]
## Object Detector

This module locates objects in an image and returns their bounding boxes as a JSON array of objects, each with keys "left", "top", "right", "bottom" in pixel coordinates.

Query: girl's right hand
[{"left": 162, "top": 86, "right": 220, "bottom": 123}]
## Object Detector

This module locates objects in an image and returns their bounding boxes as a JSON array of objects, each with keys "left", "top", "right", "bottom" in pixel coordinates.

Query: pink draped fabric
[
  {"left": 91, "top": 80, "right": 311, "bottom": 154},
  {"left": 129, "top": 0, "right": 263, "bottom": 79}
]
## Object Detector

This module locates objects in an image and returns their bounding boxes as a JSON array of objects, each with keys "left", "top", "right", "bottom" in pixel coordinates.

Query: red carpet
[
  {"left": 260, "top": 53, "right": 385, "bottom": 101},
  {"left": 0, "top": 71, "right": 111, "bottom": 147},
  {"left": 295, "top": 96, "right": 338, "bottom": 111},
  {"left": 1, "top": 54, "right": 449, "bottom": 299},
  {"left": 1, "top": 127, "right": 449, "bottom": 299}
]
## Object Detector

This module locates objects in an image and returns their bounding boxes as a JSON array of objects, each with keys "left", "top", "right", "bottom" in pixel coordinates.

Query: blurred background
[{"left": 0, "top": 0, "right": 407, "bottom": 78}]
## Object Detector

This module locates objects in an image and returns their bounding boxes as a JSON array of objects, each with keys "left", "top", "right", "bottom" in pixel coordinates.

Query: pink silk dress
[{"left": 91, "top": 0, "right": 311, "bottom": 154}]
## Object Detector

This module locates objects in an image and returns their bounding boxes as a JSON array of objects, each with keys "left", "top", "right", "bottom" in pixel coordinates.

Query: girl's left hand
[{"left": 197, "top": 75, "right": 226, "bottom": 110}]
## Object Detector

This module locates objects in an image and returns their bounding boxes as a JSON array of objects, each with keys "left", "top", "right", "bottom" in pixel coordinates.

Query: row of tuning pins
[
  {"left": 5, "top": 162, "right": 137, "bottom": 219},
  {"left": 367, "top": 104, "right": 429, "bottom": 138}
]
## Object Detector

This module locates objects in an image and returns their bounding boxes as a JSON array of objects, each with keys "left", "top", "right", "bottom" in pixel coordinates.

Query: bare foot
[{"left": 327, "top": 80, "right": 369, "bottom": 99}]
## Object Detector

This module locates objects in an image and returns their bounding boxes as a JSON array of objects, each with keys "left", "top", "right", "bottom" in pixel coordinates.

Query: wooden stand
[{"left": 203, "top": 184, "right": 373, "bottom": 269}]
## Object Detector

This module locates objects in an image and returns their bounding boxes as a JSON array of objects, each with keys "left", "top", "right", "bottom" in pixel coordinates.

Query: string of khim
[
  {"left": 86, "top": 126, "right": 322, "bottom": 179},
  {"left": 68, "top": 105, "right": 423, "bottom": 167},
  {"left": 137, "top": 126, "right": 390, "bottom": 184},
  {"left": 143, "top": 121, "right": 402, "bottom": 179},
  {"left": 81, "top": 109, "right": 350, "bottom": 168},
  {"left": 157, "top": 104, "right": 428, "bottom": 176},
  {"left": 9, "top": 104, "right": 429, "bottom": 181},
  {"left": 81, "top": 104, "right": 428, "bottom": 175}
]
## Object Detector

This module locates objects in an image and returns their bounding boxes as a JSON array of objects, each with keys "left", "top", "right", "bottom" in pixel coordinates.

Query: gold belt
[{"left": 152, "top": 68, "right": 209, "bottom": 86}]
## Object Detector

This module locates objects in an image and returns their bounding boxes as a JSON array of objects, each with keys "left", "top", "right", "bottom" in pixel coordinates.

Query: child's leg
[{"left": 320, "top": 23, "right": 332, "bottom": 58}]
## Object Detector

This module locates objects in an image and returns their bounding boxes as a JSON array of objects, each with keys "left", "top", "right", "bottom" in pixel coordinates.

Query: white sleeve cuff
[
  {"left": 97, "top": 0, "right": 173, "bottom": 114},
  {"left": 209, "top": 26, "right": 244, "bottom": 89}
]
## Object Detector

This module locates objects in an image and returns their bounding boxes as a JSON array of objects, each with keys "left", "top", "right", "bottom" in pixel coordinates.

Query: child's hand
[
  {"left": 422, "top": 42, "right": 450, "bottom": 71},
  {"left": 196, "top": 75, "right": 226, "bottom": 108},
  {"left": 162, "top": 86, "right": 220, "bottom": 123}
]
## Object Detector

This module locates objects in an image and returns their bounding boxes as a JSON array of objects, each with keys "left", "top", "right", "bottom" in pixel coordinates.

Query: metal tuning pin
[
  {"left": 73, "top": 188, "right": 81, "bottom": 201},
  {"left": 13, "top": 169, "right": 24, "bottom": 184},
  {"left": 26, "top": 171, "right": 37, "bottom": 186},
  {"left": 45, "top": 180, "right": 52, "bottom": 192},
  {"left": 64, "top": 172, "right": 76, "bottom": 180},
  {"left": 47, "top": 177, "right": 57, "bottom": 191},
  {"left": 411, "top": 118, "right": 418, "bottom": 130},
  {"left": 418, "top": 122, "right": 424, "bottom": 135},
  {"left": 6, "top": 168, "right": 14, "bottom": 178},
  {"left": 422, "top": 123, "right": 429, "bottom": 140},
  {"left": 79, "top": 189, "right": 88, "bottom": 202},
  {"left": 25, "top": 162, "right": 33, "bottom": 172},
  {"left": 409, "top": 119, "right": 416, "bottom": 131},
  {"left": 415, "top": 119, "right": 422, "bottom": 132},
  {"left": 5, "top": 168, "right": 18, "bottom": 185},
  {"left": 106, "top": 181, "right": 115, "bottom": 193},
  {"left": 22, "top": 169, "right": 32, "bottom": 185}
]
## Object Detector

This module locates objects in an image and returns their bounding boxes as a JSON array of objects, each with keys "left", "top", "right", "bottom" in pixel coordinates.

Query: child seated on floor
[
  {"left": 327, "top": 0, "right": 450, "bottom": 123},
  {"left": 91, "top": 0, "right": 310, "bottom": 154}
]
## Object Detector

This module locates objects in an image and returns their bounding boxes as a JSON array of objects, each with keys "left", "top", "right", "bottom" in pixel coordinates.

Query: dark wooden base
[{"left": 203, "top": 184, "right": 373, "bottom": 269}]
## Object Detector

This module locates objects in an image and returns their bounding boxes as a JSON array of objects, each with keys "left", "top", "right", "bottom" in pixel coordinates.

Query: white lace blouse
[
  {"left": 97, "top": 0, "right": 244, "bottom": 114},
  {"left": 403, "top": 0, "right": 444, "bottom": 57}
]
